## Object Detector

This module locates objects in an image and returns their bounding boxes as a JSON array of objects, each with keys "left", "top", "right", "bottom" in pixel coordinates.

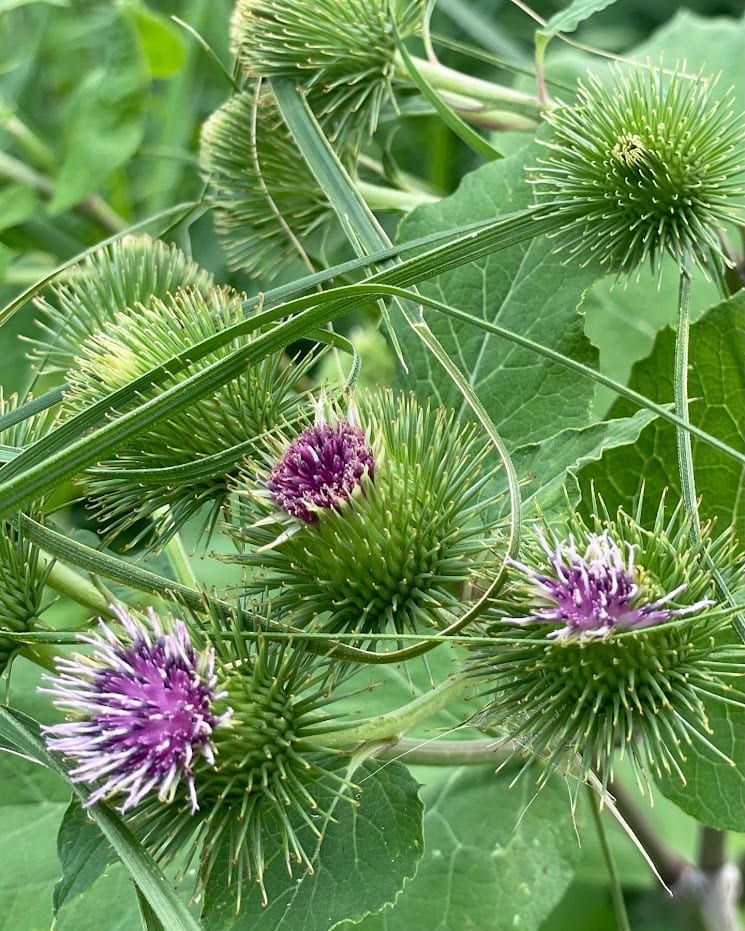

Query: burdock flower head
[
  {"left": 230, "top": 0, "right": 426, "bottom": 140},
  {"left": 267, "top": 413, "right": 375, "bottom": 523},
  {"left": 510, "top": 527, "right": 709, "bottom": 639},
  {"left": 229, "top": 390, "right": 506, "bottom": 642},
  {"left": 42, "top": 604, "right": 230, "bottom": 813},
  {"left": 200, "top": 86, "right": 343, "bottom": 278},
  {"left": 128, "top": 608, "right": 358, "bottom": 907},
  {"left": 470, "top": 500, "right": 745, "bottom": 794},
  {"left": 531, "top": 64, "right": 745, "bottom": 276}
]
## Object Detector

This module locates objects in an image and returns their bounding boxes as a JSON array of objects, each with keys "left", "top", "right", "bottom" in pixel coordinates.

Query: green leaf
[
  {"left": 48, "top": 8, "right": 149, "bottom": 214},
  {"left": 584, "top": 260, "right": 718, "bottom": 418},
  {"left": 124, "top": 2, "right": 187, "bottom": 79},
  {"left": 346, "top": 765, "right": 582, "bottom": 931},
  {"left": 538, "top": 0, "right": 621, "bottom": 41},
  {"left": 55, "top": 866, "right": 141, "bottom": 931},
  {"left": 0, "top": 184, "right": 38, "bottom": 232},
  {"left": 0, "top": 754, "right": 69, "bottom": 930},
  {"left": 201, "top": 760, "right": 423, "bottom": 930},
  {"left": 0, "top": 707, "right": 202, "bottom": 931},
  {"left": 633, "top": 10, "right": 745, "bottom": 117},
  {"left": 513, "top": 406, "right": 661, "bottom": 518},
  {"left": 535, "top": 0, "right": 621, "bottom": 67},
  {"left": 656, "top": 661, "right": 745, "bottom": 832},
  {"left": 393, "top": 140, "right": 600, "bottom": 448},
  {"left": 577, "top": 293, "right": 745, "bottom": 535},
  {"left": 53, "top": 801, "right": 118, "bottom": 914}
]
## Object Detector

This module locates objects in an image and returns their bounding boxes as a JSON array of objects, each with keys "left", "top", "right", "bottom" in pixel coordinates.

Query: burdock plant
[
  {"left": 42, "top": 603, "right": 358, "bottom": 907},
  {"left": 531, "top": 65, "right": 745, "bottom": 276},
  {"left": 470, "top": 500, "right": 745, "bottom": 795},
  {"left": 229, "top": 390, "right": 506, "bottom": 640},
  {"left": 230, "top": 0, "right": 427, "bottom": 141},
  {"left": 229, "top": 0, "right": 540, "bottom": 146},
  {"left": 57, "top": 279, "right": 319, "bottom": 547},
  {"left": 42, "top": 604, "right": 231, "bottom": 812}
]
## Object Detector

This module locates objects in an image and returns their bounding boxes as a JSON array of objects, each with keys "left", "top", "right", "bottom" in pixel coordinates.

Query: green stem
[
  {"left": 0, "top": 151, "right": 127, "bottom": 234},
  {"left": 160, "top": 522, "right": 200, "bottom": 591},
  {"left": 371, "top": 736, "right": 521, "bottom": 766},
  {"left": 357, "top": 179, "right": 439, "bottom": 212},
  {"left": 306, "top": 674, "right": 475, "bottom": 748},
  {"left": 588, "top": 785, "right": 632, "bottom": 931},
  {"left": 674, "top": 265, "right": 698, "bottom": 528},
  {"left": 37, "top": 551, "right": 114, "bottom": 619},
  {"left": 1, "top": 112, "right": 57, "bottom": 170},
  {"left": 395, "top": 52, "right": 542, "bottom": 115},
  {"left": 17, "top": 643, "right": 59, "bottom": 672},
  {"left": 698, "top": 826, "right": 727, "bottom": 873},
  {"left": 674, "top": 262, "right": 745, "bottom": 641}
]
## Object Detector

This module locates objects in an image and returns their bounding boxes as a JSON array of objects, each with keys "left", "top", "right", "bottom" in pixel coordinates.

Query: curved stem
[
  {"left": 674, "top": 261, "right": 745, "bottom": 641},
  {"left": 370, "top": 735, "right": 521, "bottom": 766},
  {"left": 394, "top": 51, "right": 542, "bottom": 114},
  {"left": 306, "top": 673, "right": 475, "bottom": 748},
  {"left": 588, "top": 784, "right": 632, "bottom": 931},
  {"left": 674, "top": 264, "right": 698, "bottom": 528}
]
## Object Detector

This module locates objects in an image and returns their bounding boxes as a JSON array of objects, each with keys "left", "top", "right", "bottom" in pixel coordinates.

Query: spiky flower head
[
  {"left": 61, "top": 286, "right": 319, "bottom": 549},
  {"left": 0, "top": 389, "right": 59, "bottom": 672},
  {"left": 131, "top": 609, "right": 355, "bottom": 906},
  {"left": 531, "top": 64, "right": 745, "bottom": 276},
  {"left": 0, "top": 521, "right": 50, "bottom": 675},
  {"left": 200, "top": 87, "right": 341, "bottom": 278},
  {"left": 267, "top": 416, "right": 375, "bottom": 522},
  {"left": 510, "top": 527, "right": 709, "bottom": 639},
  {"left": 41, "top": 604, "right": 230, "bottom": 813},
  {"left": 31, "top": 235, "right": 214, "bottom": 373},
  {"left": 229, "top": 390, "right": 506, "bottom": 642},
  {"left": 230, "top": 0, "right": 426, "bottom": 140},
  {"left": 469, "top": 500, "right": 745, "bottom": 794}
]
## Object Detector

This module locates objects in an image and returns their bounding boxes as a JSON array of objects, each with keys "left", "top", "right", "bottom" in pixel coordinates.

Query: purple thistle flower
[
  {"left": 510, "top": 529, "right": 711, "bottom": 639},
  {"left": 267, "top": 418, "right": 374, "bottom": 523},
  {"left": 41, "top": 604, "right": 230, "bottom": 813}
]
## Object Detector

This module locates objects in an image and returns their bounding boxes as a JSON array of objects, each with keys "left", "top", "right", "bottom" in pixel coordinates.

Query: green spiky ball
[
  {"left": 62, "top": 286, "right": 319, "bottom": 548},
  {"left": 230, "top": 390, "right": 507, "bottom": 641},
  {"left": 133, "top": 630, "right": 354, "bottom": 906},
  {"left": 200, "top": 88, "right": 339, "bottom": 278},
  {"left": 230, "top": 0, "right": 425, "bottom": 140},
  {"left": 470, "top": 502, "right": 745, "bottom": 793},
  {"left": 531, "top": 65, "right": 745, "bottom": 275}
]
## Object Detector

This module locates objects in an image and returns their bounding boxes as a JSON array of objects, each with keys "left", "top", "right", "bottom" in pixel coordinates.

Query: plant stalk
[
  {"left": 306, "top": 673, "right": 475, "bottom": 748},
  {"left": 588, "top": 785, "right": 632, "bottom": 931}
]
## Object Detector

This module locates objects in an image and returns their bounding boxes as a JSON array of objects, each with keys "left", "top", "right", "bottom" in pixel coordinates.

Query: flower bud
[
  {"left": 530, "top": 65, "right": 745, "bottom": 276},
  {"left": 0, "top": 390, "right": 59, "bottom": 672},
  {"left": 32, "top": 235, "right": 214, "bottom": 373},
  {"left": 470, "top": 501, "right": 745, "bottom": 794},
  {"left": 61, "top": 286, "right": 318, "bottom": 548},
  {"left": 230, "top": 390, "right": 506, "bottom": 642},
  {"left": 200, "top": 87, "right": 340, "bottom": 278},
  {"left": 230, "top": 0, "right": 426, "bottom": 140}
]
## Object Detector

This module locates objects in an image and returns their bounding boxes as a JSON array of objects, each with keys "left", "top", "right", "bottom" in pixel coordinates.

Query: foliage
[{"left": 0, "top": 2, "right": 743, "bottom": 930}]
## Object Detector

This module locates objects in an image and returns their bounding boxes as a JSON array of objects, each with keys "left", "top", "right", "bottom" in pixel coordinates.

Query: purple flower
[
  {"left": 41, "top": 604, "right": 230, "bottom": 813},
  {"left": 267, "top": 418, "right": 374, "bottom": 523},
  {"left": 510, "top": 529, "right": 710, "bottom": 639}
]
